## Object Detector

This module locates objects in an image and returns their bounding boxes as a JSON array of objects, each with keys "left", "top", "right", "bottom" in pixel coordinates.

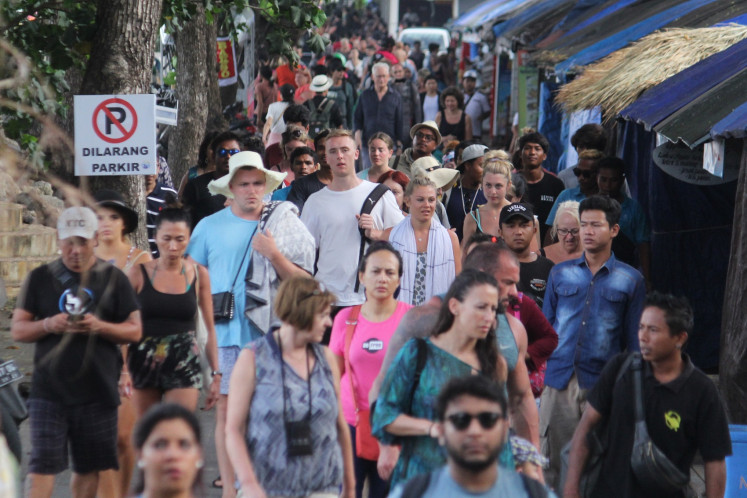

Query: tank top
[
  {"left": 138, "top": 265, "right": 197, "bottom": 337},
  {"left": 246, "top": 333, "right": 343, "bottom": 496},
  {"left": 470, "top": 209, "right": 485, "bottom": 234},
  {"left": 439, "top": 111, "right": 466, "bottom": 141},
  {"left": 496, "top": 313, "right": 519, "bottom": 373}
]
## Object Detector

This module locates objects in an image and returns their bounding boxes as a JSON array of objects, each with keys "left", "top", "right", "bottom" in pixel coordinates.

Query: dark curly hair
[{"left": 440, "top": 86, "right": 465, "bottom": 109}]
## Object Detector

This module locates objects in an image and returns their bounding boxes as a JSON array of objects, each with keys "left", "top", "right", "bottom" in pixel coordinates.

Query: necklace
[{"left": 460, "top": 183, "right": 479, "bottom": 215}]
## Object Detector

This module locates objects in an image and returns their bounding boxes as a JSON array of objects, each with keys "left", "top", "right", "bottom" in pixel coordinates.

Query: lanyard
[{"left": 276, "top": 332, "right": 312, "bottom": 422}]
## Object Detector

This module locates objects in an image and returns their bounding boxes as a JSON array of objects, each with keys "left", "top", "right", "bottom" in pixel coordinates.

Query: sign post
[{"left": 74, "top": 94, "right": 157, "bottom": 176}]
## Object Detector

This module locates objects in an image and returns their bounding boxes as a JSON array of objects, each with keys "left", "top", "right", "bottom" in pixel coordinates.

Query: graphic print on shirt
[
  {"left": 362, "top": 338, "right": 384, "bottom": 353},
  {"left": 664, "top": 410, "right": 681, "bottom": 432}
]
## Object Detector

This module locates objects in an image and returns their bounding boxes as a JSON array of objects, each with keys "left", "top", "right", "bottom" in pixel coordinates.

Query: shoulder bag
[
  {"left": 629, "top": 353, "right": 690, "bottom": 493},
  {"left": 212, "top": 226, "right": 257, "bottom": 322},
  {"left": 344, "top": 305, "right": 379, "bottom": 461}
]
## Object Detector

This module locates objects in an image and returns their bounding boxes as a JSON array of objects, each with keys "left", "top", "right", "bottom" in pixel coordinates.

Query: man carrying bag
[{"left": 563, "top": 292, "right": 731, "bottom": 498}]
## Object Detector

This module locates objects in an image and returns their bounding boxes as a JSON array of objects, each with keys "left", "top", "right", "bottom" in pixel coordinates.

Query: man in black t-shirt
[
  {"left": 564, "top": 293, "right": 731, "bottom": 497},
  {"left": 518, "top": 132, "right": 565, "bottom": 243},
  {"left": 499, "top": 203, "right": 554, "bottom": 309},
  {"left": 182, "top": 130, "right": 241, "bottom": 228},
  {"left": 11, "top": 207, "right": 141, "bottom": 497}
]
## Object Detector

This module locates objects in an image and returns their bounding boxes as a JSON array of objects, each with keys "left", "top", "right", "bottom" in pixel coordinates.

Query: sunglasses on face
[
  {"left": 218, "top": 148, "right": 240, "bottom": 158},
  {"left": 573, "top": 167, "right": 594, "bottom": 179},
  {"left": 446, "top": 411, "right": 504, "bottom": 431},
  {"left": 415, "top": 132, "right": 436, "bottom": 142}
]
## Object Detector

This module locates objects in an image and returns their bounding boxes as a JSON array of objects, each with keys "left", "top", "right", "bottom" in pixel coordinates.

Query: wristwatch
[{"left": 211, "top": 370, "right": 223, "bottom": 376}]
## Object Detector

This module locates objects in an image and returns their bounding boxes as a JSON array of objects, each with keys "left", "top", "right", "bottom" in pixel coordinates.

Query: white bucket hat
[
  {"left": 411, "top": 156, "right": 459, "bottom": 190},
  {"left": 309, "top": 74, "right": 333, "bottom": 93},
  {"left": 208, "top": 151, "right": 287, "bottom": 197}
]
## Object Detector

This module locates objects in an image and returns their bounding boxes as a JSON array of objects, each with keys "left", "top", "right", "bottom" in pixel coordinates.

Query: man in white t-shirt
[
  {"left": 462, "top": 70, "right": 491, "bottom": 141},
  {"left": 301, "top": 129, "right": 404, "bottom": 311}
]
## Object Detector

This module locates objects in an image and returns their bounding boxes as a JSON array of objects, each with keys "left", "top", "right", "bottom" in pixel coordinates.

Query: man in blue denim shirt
[{"left": 539, "top": 195, "right": 645, "bottom": 488}]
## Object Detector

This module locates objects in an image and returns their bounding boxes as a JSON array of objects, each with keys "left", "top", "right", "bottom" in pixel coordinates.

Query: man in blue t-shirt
[{"left": 187, "top": 150, "right": 314, "bottom": 491}]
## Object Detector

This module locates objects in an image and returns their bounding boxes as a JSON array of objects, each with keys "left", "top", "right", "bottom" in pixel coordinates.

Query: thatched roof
[{"left": 554, "top": 25, "right": 747, "bottom": 121}]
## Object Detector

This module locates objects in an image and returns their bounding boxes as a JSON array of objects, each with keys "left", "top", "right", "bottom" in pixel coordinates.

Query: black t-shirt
[
  {"left": 519, "top": 255, "right": 554, "bottom": 309},
  {"left": 182, "top": 172, "right": 226, "bottom": 229},
  {"left": 525, "top": 171, "right": 565, "bottom": 242},
  {"left": 287, "top": 171, "right": 327, "bottom": 212},
  {"left": 17, "top": 259, "right": 139, "bottom": 407},
  {"left": 588, "top": 353, "right": 732, "bottom": 497},
  {"left": 445, "top": 184, "right": 487, "bottom": 241}
]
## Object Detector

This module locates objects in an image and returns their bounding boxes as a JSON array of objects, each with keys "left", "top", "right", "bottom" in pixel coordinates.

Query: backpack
[
  {"left": 353, "top": 183, "right": 391, "bottom": 292},
  {"left": 308, "top": 97, "right": 335, "bottom": 138}
]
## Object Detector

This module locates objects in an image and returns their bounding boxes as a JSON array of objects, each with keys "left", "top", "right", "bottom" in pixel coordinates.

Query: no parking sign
[{"left": 74, "top": 94, "right": 157, "bottom": 176}]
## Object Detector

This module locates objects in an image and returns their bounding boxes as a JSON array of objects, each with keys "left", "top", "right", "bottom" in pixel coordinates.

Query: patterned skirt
[{"left": 128, "top": 332, "right": 203, "bottom": 390}]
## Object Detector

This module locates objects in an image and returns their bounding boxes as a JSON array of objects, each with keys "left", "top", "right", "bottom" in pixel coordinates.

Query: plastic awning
[
  {"left": 654, "top": 70, "right": 747, "bottom": 147},
  {"left": 492, "top": 0, "right": 578, "bottom": 41},
  {"left": 451, "top": 0, "right": 515, "bottom": 29},
  {"left": 469, "top": 0, "right": 533, "bottom": 29},
  {"left": 535, "top": 0, "right": 638, "bottom": 48},
  {"left": 554, "top": 0, "right": 717, "bottom": 73},
  {"left": 619, "top": 38, "right": 747, "bottom": 130},
  {"left": 711, "top": 101, "right": 747, "bottom": 140}
]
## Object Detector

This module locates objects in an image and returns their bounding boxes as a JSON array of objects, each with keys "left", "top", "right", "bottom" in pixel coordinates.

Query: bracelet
[
  {"left": 43, "top": 317, "right": 50, "bottom": 333},
  {"left": 211, "top": 370, "right": 223, "bottom": 376}
]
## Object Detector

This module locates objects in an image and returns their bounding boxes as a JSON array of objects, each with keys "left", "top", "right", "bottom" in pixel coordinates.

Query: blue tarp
[
  {"left": 492, "top": 0, "right": 575, "bottom": 38},
  {"left": 558, "top": 0, "right": 638, "bottom": 38},
  {"left": 619, "top": 38, "right": 747, "bottom": 129},
  {"left": 555, "top": 0, "right": 716, "bottom": 73},
  {"left": 711, "top": 101, "right": 747, "bottom": 140},
  {"left": 617, "top": 121, "right": 736, "bottom": 371},
  {"left": 451, "top": 0, "right": 514, "bottom": 29},
  {"left": 472, "top": 0, "right": 531, "bottom": 28}
]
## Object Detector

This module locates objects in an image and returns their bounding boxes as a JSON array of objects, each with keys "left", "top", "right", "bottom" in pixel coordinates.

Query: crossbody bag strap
[
  {"left": 631, "top": 353, "right": 644, "bottom": 422},
  {"left": 344, "top": 305, "right": 363, "bottom": 422},
  {"left": 230, "top": 226, "right": 257, "bottom": 291}
]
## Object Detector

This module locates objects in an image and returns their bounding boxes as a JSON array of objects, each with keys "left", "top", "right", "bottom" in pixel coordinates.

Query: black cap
[
  {"left": 499, "top": 203, "right": 534, "bottom": 225},
  {"left": 93, "top": 189, "right": 138, "bottom": 234}
]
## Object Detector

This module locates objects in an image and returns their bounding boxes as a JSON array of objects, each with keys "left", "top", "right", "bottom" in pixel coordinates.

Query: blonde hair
[
  {"left": 482, "top": 159, "right": 513, "bottom": 181},
  {"left": 550, "top": 201, "right": 581, "bottom": 239},
  {"left": 484, "top": 149, "right": 511, "bottom": 162},
  {"left": 274, "top": 276, "right": 336, "bottom": 331},
  {"left": 405, "top": 167, "right": 438, "bottom": 197},
  {"left": 326, "top": 128, "right": 355, "bottom": 141},
  {"left": 578, "top": 149, "right": 604, "bottom": 161}
]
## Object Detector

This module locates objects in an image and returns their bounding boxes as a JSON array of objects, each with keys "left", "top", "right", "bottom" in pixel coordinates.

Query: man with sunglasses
[
  {"left": 390, "top": 376, "right": 553, "bottom": 498},
  {"left": 543, "top": 150, "right": 603, "bottom": 245},
  {"left": 393, "top": 120, "right": 442, "bottom": 178},
  {"left": 182, "top": 131, "right": 242, "bottom": 228}
]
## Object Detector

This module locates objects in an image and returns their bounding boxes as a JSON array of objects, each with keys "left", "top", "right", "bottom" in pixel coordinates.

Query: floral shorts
[{"left": 128, "top": 332, "right": 203, "bottom": 391}]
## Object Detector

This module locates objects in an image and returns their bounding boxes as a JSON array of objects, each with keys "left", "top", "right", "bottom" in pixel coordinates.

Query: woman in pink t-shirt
[{"left": 330, "top": 242, "right": 412, "bottom": 498}]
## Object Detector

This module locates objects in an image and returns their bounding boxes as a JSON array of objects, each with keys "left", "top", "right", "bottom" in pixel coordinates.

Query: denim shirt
[{"left": 542, "top": 253, "right": 645, "bottom": 390}]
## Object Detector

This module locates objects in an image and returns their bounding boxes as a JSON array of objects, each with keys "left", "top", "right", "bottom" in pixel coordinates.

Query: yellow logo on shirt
[{"left": 664, "top": 411, "right": 681, "bottom": 431}]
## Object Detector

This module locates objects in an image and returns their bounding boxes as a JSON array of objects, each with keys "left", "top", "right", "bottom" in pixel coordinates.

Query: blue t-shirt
[
  {"left": 271, "top": 185, "right": 291, "bottom": 201},
  {"left": 388, "top": 466, "right": 557, "bottom": 498},
  {"left": 187, "top": 207, "right": 259, "bottom": 347}
]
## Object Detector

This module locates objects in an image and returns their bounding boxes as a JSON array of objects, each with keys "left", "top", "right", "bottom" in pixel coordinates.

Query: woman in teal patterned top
[{"left": 371, "top": 269, "right": 507, "bottom": 487}]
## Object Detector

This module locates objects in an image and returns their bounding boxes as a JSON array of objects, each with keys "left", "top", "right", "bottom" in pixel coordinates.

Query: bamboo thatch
[{"left": 554, "top": 25, "right": 747, "bottom": 121}]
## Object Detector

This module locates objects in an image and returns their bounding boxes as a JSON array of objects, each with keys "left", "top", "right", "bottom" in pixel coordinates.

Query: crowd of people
[{"left": 8, "top": 6, "right": 734, "bottom": 498}]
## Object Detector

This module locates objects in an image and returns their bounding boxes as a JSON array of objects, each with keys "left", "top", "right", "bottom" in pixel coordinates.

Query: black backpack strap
[
  {"left": 353, "top": 183, "right": 391, "bottom": 292},
  {"left": 615, "top": 352, "right": 637, "bottom": 384},
  {"left": 408, "top": 338, "right": 428, "bottom": 414},
  {"left": 401, "top": 471, "right": 432, "bottom": 498},
  {"left": 520, "top": 473, "right": 549, "bottom": 498}
]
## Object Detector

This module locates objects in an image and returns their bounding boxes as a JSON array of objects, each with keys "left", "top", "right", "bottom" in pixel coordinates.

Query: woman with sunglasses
[
  {"left": 329, "top": 242, "right": 411, "bottom": 498},
  {"left": 226, "top": 276, "right": 355, "bottom": 498},
  {"left": 93, "top": 189, "right": 152, "bottom": 498},
  {"left": 358, "top": 132, "right": 395, "bottom": 182},
  {"left": 372, "top": 270, "right": 507, "bottom": 488},
  {"left": 461, "top": 157, "right": 513, "bottom": 248}
]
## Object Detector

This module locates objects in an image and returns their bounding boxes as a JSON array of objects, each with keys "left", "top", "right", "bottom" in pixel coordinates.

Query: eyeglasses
[
  {"left": 557, "top": 228, "right": 579, "bottom": 237},
  {"left": 415, "top": 132, "right": 436, "bottom": 142},
  {"left": 447, "top": 411, "right": 504, "bottom": 431},
  {"left": 573, "top": 167, "right": 594, "bottom": 179},
  {"left": 300, "top": 282, "right": 327, "bottom": 302},
  {"left": 218, "top": 148, "right": 240, "bottom": 157}
]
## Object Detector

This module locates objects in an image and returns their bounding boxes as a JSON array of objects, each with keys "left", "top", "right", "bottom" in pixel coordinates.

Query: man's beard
[{"left": 445, "top": 440, "right": 503, "bottom": 473}]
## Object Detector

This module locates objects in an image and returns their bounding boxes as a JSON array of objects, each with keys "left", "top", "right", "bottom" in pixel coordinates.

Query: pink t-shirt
[{"left": 330, "top": 301, "right": 412, "bottom": 426}]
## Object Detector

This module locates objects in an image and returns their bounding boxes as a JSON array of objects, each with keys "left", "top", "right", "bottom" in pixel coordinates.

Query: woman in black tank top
[
  {"left": 126, "top": 207, "right": 220, "bottom": 417},
  {"left": 435, "top": 86, "right": 473, "bottom": 143}
]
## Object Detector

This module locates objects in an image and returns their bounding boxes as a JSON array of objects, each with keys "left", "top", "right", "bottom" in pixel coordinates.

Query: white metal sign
[{"left": 74, "top": 94, "right": 157, "bottom": 176}]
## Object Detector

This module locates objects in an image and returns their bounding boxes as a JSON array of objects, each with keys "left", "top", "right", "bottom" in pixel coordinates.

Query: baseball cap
[
  {"left": 458, "top": 144, "right": 488, "bottom": 171},
  {"left": 57, "top": 207, "right": 98, "bottom": 240},
  {"left": 463, "top": 70, "right": 478, "bottom": 80},
  {"left": 499, "top": 203, "right": 534, "bottom": 225}
]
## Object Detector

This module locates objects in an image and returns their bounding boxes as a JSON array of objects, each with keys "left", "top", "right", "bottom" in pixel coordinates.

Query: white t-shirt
[
  {"left": 423, "top": 94, "right": 440, "bottom": 122},
  {"left": 464, "top": 91, "right": 491, "bottom": 138},
  {"left": 301, "top": 181, "right": 404, "bottom": 306},
  {"left": 266, "top": 101, "right": 289, "bottom": 135}
]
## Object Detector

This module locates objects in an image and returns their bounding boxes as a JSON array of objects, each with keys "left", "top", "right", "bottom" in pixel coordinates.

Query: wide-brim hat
[
  {"left": 208, "top": 151, "right": 287, "bottom": 197},
  {"left": 410, "top": 121, "right": 442, "bottom": 145},
  {"left": 93, "top": 189, "right": 138, "bottom": 234},
  {"left": 411, "top": 156, "right": 459, "bottom": 190},
  {"left": 309, "top": 74, "right": 333, "bottom": 93}
]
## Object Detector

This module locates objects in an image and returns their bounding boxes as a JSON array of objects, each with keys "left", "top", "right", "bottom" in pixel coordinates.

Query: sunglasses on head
[
  {"left": 218, "top": 148, "right": 240, "bottom": 158},
  {"left": 447, "top": 411, "right": 504, "bottom": 431},
  {"left": 300, "top": 282, "right": 327, "bottom": 302},
  {"left": 573, "top": 167, "right": 594, "bottom": 179}
]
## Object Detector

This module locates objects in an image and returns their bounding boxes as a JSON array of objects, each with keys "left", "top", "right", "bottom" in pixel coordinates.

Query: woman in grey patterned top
[{"left": 225, "top": 276, "right": 355, "bottom": 498}]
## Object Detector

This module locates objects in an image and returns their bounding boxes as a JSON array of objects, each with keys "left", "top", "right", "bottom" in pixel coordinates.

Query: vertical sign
[{"left": 216, "top": 36, "right": 238, "bottom": 87}]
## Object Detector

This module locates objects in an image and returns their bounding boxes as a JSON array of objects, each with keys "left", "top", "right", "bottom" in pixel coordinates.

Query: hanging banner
[{"left": 216, "top": 36, "right": 238, "bottom": 87}]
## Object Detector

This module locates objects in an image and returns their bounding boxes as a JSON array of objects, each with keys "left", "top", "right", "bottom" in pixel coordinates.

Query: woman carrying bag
[{"left": 329, "top": 242, "right": 412, "bottom": 498}]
